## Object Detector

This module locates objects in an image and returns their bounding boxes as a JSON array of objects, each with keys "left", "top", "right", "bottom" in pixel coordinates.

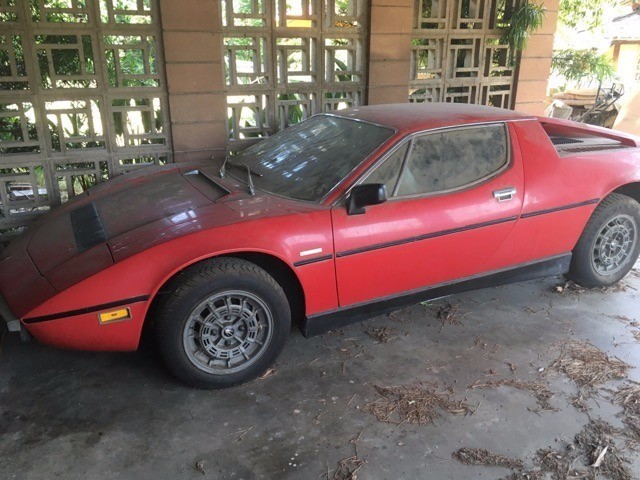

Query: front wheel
[
  {"left": 567, "top": 193, "right": 640, "bottom": 288},
  {"left": 155, "top": 258, "right": 291, "bottom": 389}
]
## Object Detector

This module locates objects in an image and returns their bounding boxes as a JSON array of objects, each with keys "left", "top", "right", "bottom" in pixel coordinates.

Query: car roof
[{"left": 331, "top": 103, "right": 535, "bottom": 133}]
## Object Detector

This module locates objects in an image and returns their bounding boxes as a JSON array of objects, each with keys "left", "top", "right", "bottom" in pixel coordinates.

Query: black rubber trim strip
[
  {"left": 301, "top": 253, "right": 572, "bottom": 337},
  {"left": 293, "top": 254, "right": 333, "bottom": 267},
  {"left": 521, "top": 198, "right": 600, "bottom": 219},
  {"left": 23, "top": 295, "right": 150, "bottom": 324},
  {"left": 336, "top": 215, "right": 518, "bottom": 258}
]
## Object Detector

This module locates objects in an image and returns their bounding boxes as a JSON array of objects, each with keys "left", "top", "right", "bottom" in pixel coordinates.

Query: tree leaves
[
  {"left": 559, "top": 0, "right": 617, "bottom": 31},
  {"left": 503, "top": 1, "right": 547, "bottom": 64},
  {"left": 551, "top": 48, "right": 616, "bottom": 86}
]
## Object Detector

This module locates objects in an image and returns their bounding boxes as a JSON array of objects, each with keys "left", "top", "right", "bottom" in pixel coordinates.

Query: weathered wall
[
  {"left": 157, "top": 0, "right": 560, "bottom": 160},
  {"left": 614, "top": 86, "right": 640, "bottom": 136},
  {"left": 612, "top": 43, "right": 640, "bottom": 136},
  {"left": 0, "top": 0, "right": 173, "bottom": 238},
  {"left": 513, "top": 0, "right": 559, "bottom": 115},
  {"left": 367, "top": 0, "right": 413, "bottom": 105},
  {"left": 160, "top": 0, "right": 227, "bottom": 161},
  {"left": 613, "top": 43, "right": 640, "bottom": 89}
]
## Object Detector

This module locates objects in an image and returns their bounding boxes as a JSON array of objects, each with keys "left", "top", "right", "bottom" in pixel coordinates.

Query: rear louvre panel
[
  {"left": 540, "top": 118, "right": 639, "bottom": 156},
  {"left": 70, "top": 203, "right": 107, "bottom": 253}
]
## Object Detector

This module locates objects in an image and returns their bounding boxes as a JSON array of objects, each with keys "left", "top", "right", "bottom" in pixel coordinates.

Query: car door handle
[{"left": 493, "top": 187, "right": 517, "bottom": 202}]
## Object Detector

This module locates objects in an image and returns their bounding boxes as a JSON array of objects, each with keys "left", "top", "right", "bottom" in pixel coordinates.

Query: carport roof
[{"left": 609, "top": 6, "right": 640, "bottom": 42}]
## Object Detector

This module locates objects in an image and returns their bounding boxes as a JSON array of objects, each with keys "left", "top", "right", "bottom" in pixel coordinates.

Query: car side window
[
  {"left": 396, "top": 124, "right": 509, "bottom": 197},
  {"left": 363, "top": 143, "right": 408, "bottom": 195}
]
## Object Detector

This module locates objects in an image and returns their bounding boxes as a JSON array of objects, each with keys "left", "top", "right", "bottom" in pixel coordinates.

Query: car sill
[{"left": 301, "top": 253, "right": 572, "bottom": 337}]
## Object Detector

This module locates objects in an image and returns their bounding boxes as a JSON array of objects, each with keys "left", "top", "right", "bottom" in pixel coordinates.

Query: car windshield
[{"left": 230, "top": 115, "right": 394, "bottom": 202}]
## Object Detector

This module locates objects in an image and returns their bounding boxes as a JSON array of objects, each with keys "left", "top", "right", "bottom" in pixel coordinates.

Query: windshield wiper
[
  {"left": 218, "top": 154, "right": 229, "bottom": 178},
  {"left": 226, "top": 162, "right": 262, "bottom": 195},
  {"left": 218, "top": 156, "right": 261, "bottom": 196}
]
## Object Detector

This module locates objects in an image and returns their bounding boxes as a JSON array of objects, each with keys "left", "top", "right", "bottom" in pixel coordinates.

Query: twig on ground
[
  {"left": 364, "top": 383, "right": 470, "bottom": 425},
  {"left": 547, "top": 339, "right": 631, "bottom": 387},
  {"left": 469, "top": 379, "right": 556, "bottom": 411}
]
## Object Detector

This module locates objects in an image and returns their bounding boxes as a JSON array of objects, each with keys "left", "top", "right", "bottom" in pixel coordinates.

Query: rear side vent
[
  {"left": 70, "top": 203, "right": 107, "bottom": 252},
  {"left": 549, "top": 136, "right": 583, "bottom": 145},
  {"left": 560, "top": 144, "right": 630, "bottom": 154}
]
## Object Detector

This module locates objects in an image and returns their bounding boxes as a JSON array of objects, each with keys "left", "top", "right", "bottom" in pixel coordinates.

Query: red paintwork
[
  {"left": 2, "top": 103, "right": 640, "bottom": 351},
  {"left": 25, "top": 302, "right": 148, "bottom": 351}
]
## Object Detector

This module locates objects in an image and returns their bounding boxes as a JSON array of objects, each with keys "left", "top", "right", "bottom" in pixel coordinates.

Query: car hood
[
  {"left": 23, "top": 165, "right": 214, "bottom": 279},
  {"left": 1, "top": 163, "right": 317, "bottom": 298}
]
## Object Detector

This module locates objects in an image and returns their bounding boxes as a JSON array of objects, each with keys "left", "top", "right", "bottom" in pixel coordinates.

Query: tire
[
  {"left": 567, "top": 193, "right": 640, "bottom": 288},
  {"left": 155, "top": 257, "right": 291, "bottom": 389}
]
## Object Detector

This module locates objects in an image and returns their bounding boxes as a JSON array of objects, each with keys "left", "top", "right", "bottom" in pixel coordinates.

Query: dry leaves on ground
[
  {"left": 612, "top": 382, "right": 640, "bottom": 414},
  {"left": 332, "top": 431, "right": 366, "bottom": 480},
  {"left": 332, "top": 456, "right": 365, "bottom": 480},
  {"left": 553, "top": 281, "right": 586, "bottom": 295},
  {"left": 498, "top": 472, "right": 543, "bottom": 480},
  {"left": 363, "top": 383, "right": 471, "bottom": 425},
  {"left": 610, "top": 382, "right": 640, "bottom": 449},
  {"left": 453, "top": 447, "right": 523, "bottom": 470},
  {"left": 365, "top": 326, "right": 396, "bottom": 344},
  {"left": 388, "top": 309, "right": 411, "bottom": 324},
  {"left": 554, "top": 281, "right": 633, "bottom": 295},
  {"left": 599, "top": 282, "right": 634, "bottom": 293},
  {"left": 576, "top": 420, "right": 628, "bottom": 480},
  {"left": 548, "top": 339, "right": 631, "bottom": 387},
  {"left": 469, "top": 379, "right": 556, "bottom": 411},
  {"left": 570, "top": 390, "right": 591, "bottom": 413},
  {"left": 435, "top": 302, "right": 466, "bottom": 332},
  {"left": 258, "top": 367, "right": 277, "bottom": 380},
  {"left": 458, "top": 420, "right": 632, "bottom": 480},
  {"left": 537, "top": 420, "right": 632, "bottom": 480},
  {"left": 607, "top": 314, "right": 640, "bottom": 328}
]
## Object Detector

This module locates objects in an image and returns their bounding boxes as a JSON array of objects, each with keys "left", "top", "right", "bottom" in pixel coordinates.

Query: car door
[{"left": 331, "top": 122, "right": 524, "bottom": 307}]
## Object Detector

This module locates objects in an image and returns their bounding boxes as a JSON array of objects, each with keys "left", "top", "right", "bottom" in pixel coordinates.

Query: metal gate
[
  {"left": 221, "top": 0, "right": 368, "bottom": 151},
  {"left": 0, "top": 0, "right": 171, "bottom": 240},
  {"left": 409, "top": 0, "right": 517, "bottom": 107}
]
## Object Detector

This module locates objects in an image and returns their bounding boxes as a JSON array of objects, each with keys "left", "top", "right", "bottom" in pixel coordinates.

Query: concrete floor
[{"left": 2, "top": 267, "right": 640, "bottom": 479}]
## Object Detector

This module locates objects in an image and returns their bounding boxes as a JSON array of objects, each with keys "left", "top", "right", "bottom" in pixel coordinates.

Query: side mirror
[{"left": 347, "top": 184, "right": 387, "bottom": 215}]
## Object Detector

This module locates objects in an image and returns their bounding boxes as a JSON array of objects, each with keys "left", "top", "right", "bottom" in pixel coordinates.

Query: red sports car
[{"left": 2, "top": 104, "right": 640, "bottom": 388}]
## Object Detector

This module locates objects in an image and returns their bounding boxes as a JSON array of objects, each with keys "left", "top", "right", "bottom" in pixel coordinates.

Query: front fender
[{"left": 21, "top": 211, "right": 337, "bottom": 351}]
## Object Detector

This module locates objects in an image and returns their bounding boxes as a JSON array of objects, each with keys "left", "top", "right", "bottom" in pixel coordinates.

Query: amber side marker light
[{"left": 98, "top": 308, "right": 131, "bottom": 324}]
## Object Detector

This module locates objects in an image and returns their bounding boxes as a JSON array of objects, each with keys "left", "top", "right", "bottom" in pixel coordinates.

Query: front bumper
[{"left": 0, "top": 294, "right": 20, "bottom": 332}]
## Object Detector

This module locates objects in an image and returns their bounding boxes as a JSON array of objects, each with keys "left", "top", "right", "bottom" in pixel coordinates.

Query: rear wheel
[
  {"left": 567, "top": 193, "right": 640, "bottom": 287},
  {"left": 155, "top": 258, "right": 290, "bottom": 389}
]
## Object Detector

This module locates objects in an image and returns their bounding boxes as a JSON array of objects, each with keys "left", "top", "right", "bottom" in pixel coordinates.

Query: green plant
[
  {"left": 503, "top": 1, "right": 547, "bottom": 64},
  {"left": 551, "top": 48, "right": 616, "bottom": 86},
  {"left": 277, "top": 93, "right": 306, "bottom": 126},
  {"left": 559, "top": 0, "right": 619, "bottom": 31}
]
